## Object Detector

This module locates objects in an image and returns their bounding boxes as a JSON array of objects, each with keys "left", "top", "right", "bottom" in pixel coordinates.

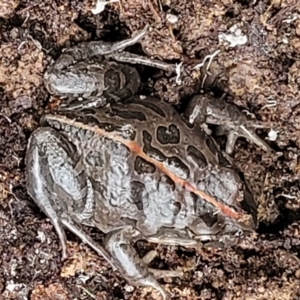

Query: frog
[{"left": 26, "top": 25, "right": 271, "bottom": 299}]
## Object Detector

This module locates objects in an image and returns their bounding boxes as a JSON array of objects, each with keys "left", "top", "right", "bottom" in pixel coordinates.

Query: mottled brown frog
[{"left": 26, "top": 25, "right": 270, "bottom": 299}]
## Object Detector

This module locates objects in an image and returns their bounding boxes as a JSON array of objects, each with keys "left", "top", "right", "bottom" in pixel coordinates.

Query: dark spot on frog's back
[
  {"left": 187, "top": 145, "right": 207, "bottom": 168},
  {"left": 156, "top": 124, "right": 180, "bottom": 145},
  {"left": 112, "top": 108, "right": 146, "bottom": 121},
  {"left": 130, "top": 181, "right": 145, "bottom": 210},
  {"left": 123, "top": 97, "right": 166, "bottom": 118},
  {"left": 205, "top": 137, "right": 219, "bottom": 156},
  {"left": 135, "top": 156, "right": 156, "bottom": 174},
  {"left": 191, "top": 192, "right": 218, "bottom": 227},
  {"left": 143, "top": 130, "right": 190, "bottom": 180},
  {"left": 206, "top": 137, "right": 231, "bottom": 167},
  {"left": 142, "top": 130, "right": 166, "bottom": 162}
]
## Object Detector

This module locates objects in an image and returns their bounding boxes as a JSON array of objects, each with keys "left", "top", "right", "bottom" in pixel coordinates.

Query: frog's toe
[
  {"left": 54, "top": 222, "right": 68, "bottom": 261},
  {"left": 149, "top": 268, "right": 184, "bottom": 279},
  {"left": 140, "top": 276, "right": 168, "bottom": 300},
  {"left": 214, "top": 124, "right": 271, "bottom": 154},
  {"left": 224, "top": 130, "right": 239, "bottom": 155},
  {"left": 239, "top": 124, "right": 272, "bottom": 152}
]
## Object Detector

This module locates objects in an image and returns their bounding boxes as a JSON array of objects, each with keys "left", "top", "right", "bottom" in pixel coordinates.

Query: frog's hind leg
[
  {"left": 26, "top": 127, "right": 95, "bottom": 261},
  {"left": 104, "top": 227, "right": 168, "bottom": 300},
  {"left": 89, "top": 24, "right": 174, "bottom": 72},
  {"left": 107, "top": 51, "right": 175, "bottom": 73},
  {"left": 43, "top": 26, "right": 150, "bottom": 99},
  {"left": 45, "top": 25, "right": 150, "bottom": 76},
  {"left": 26, "top": 128, "right": 69, "bottom": 260}
]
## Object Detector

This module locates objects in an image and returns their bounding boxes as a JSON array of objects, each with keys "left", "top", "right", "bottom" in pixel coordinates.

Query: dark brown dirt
[{"left": 1, "top": 0, "right": 300, "bottom": 299}]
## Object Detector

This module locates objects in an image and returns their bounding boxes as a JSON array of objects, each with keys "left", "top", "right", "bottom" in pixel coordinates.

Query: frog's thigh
[
  {"left": 26, "top": 127, "right": 88, "bottom": 260},
  {"left": 104, "top": 227, "right": 167, "bottom": 299}
]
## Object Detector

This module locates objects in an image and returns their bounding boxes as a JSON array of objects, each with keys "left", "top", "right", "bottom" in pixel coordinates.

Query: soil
[{"left": 1, "top": 0, "right": 300, "bottom": 299}]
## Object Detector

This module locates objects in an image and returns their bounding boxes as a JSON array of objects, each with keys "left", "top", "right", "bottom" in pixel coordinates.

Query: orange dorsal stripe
[{"left": 48, "top": 115, "right": 241, "bottom": 220}]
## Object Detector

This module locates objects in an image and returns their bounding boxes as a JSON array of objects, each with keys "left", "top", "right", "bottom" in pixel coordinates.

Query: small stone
[
  {"left": 124, "top": 284, "right": 134, "bottom": 292},
  {"left": 268, "top": 129, "right": 279, "bottom": 141},
  {"left": 166, "top": 13, "right": 179, "bottom": 24},
  {"left": 218, "top": 24, "right": 248, "bottom": 48}
]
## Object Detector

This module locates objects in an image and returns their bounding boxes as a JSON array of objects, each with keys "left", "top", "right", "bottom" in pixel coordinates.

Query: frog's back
[{"left": 43, "top": 96, "right": 256, "bottom": 236}]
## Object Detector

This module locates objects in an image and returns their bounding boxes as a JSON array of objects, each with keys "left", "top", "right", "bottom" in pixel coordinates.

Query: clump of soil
[{"left": 0, "top": 0, "right": 300, "bottom": 299}]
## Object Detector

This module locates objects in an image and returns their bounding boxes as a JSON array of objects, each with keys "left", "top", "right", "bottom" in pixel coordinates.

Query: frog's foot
[
  {"left": 205, "top": 95, "right": 272, "bottom": 154},
  {"left": 60, "top": 218, "right": 117, "bottom": 270},
  {"left": 214, "top": 123, "right": 272, "bottom": 155},
  {"left": 104, "top": 227, "right": 168, "bottom": 300},
  {"left": 142, "top": 250, "right": 184, "bottom": 279}
]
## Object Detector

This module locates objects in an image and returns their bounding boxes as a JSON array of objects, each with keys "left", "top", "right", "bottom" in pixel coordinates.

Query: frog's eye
[{"left": 187, "top": 145, "right": 207, "bottom": 169}]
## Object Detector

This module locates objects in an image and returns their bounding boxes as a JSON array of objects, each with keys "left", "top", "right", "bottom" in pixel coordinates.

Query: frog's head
[
  {"left": 194, "top": 166, "right": 257, "bottom": 231},
  {"left": 188, "top": 169, "right": 257, "bottom": 248}
]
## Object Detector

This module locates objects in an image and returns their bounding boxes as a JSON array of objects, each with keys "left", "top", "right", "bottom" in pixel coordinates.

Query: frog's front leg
[
  {"left": 46, "top": 24, "right": 151, "bottom": 73},
  {"left": 184, "top": 94, "right": 272, "bottom": 154},
  {"left": 25, "top": 127, "right": 113, "bottom": 266},
  {"left": 104, "top": 227, "right": 168, "bottom": 300}
]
